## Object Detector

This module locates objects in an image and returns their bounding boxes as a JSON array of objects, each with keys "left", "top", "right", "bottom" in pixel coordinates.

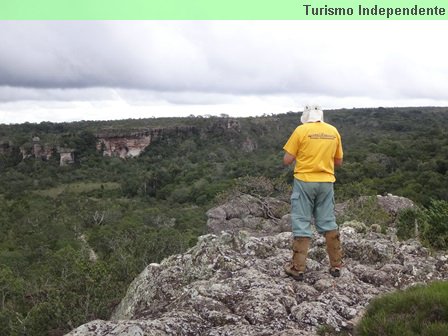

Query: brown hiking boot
[
  {"left": 284, "top": 262, "right": 304, "bottom": 281},
  {"left": 329, "top": 266, "right": 341, "bottom": 277},
  {"left": 325, "top": 230, "right": 342, "bottom": 277},
  {"left": 284, "top": 237, "right": 310, "bottom": 281}
]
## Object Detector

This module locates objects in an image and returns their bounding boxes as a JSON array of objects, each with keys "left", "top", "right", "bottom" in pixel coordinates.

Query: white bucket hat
[{"left": 301, "top": 104, "right": 324, "bottom": 123}]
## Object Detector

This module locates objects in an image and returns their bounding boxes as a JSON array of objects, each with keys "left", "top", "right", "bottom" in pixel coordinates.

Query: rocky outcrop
[
  {"left": 20, "top": 136, "right": 54, "bottom": 161},
  {"left": 203, "top": 119, "right": 241, "bottom": 135},
  {"left": 206, "top": 193, "right": 415, "bottom": 238},
  {"left": 59, "top": 147, "right": 75, "bottom": 166},
  {"left": 375, "top": 193, "right": 415, "bottom": 216},
  {"left": 96, "top": 132, "right": 153, "bottom": 158},
  {"left": 17, "top": 137, "right": 76, "bottom": 166},
  {"left": 3, "top": 119, "right": 241, "bottom": 163},
  {"left": 66, "top": 200, "right": 447, "bottom": 336},
  {"left": 335, "top": 194, "right": 415, "bottom": 220},
  {"left": 206, "top": 194, "right": 290, "bottom": 237},
  {"left": 96, "top": 120, "right": 239, "bottom": 158},
  {"left": 242, "top": 137, "right": 257, "bottom": 152}
]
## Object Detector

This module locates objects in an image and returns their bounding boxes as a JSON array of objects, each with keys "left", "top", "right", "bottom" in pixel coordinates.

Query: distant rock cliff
[
  {"left": 96, "top": 119, "right": 241, "bottom": 158},
  {"left": 66, "top": 195, "right": 447, "bottom": 336},
  {"left": 3, "top": 118, "right": 242, "bottom": 164},
  {"left": 16, "top": 137, "right": 75, "bottom": 167},
  {"left": 95, "top": 126, "right": 198, "bottom": 158}
]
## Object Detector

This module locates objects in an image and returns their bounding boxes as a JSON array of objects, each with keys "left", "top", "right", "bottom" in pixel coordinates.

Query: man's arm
[
  {"left": 334, "top": 157, "right": 343, "bottom": 167},
  {"left": 283, "top": 152, "right": 296, "bottom": 166}
]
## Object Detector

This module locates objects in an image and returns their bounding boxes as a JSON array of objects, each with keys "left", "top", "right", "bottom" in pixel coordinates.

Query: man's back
[{"left": 283, "top": 121, "right": 343, "bottom": 182}]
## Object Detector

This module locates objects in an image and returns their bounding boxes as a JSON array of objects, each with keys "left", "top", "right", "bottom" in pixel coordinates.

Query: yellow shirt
[{"left": 283, "top": 122, "right": 343, "bottom": 182}]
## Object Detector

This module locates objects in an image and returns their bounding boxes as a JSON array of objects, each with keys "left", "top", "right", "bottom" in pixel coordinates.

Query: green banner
[{"left": 0, "top": 0, "right": 447, "bottom": 19}]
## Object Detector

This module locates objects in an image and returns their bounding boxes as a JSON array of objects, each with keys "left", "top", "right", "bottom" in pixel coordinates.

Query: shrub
[
  {"left": 396, "top": 200, "right": 448, "bottom": 250},
  {"left": 396, "top": 207, "right": 421, "bottom": 240},
  {"left": 356, "top": 281, "right": 448, "bottom": 336},
  {"left": 335, "top": 181, "right": 375, "bottom": 203},
  {"left": 336, "top": 196, "right": 392, "bottom": 230},
  {"left": 215, "top": 175, "right": 291, "bottom": 204},
  {"left": 0, "top": 309, "right": 17, "bottom": 336},
  {"left": 420, "top": 200, "right": 448, "bottom": 249}
]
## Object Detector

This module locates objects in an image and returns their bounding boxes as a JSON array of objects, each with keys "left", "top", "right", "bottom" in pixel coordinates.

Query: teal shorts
[{"left": 290, "top": 178, "right": 338, "bottom": 237}]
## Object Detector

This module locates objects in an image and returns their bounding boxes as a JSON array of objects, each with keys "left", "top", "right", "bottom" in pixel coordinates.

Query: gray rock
[
  {"left": 206, "top": 194, "right": 290, "bottom": 237},
  {"left": 335, "top": 194, "right": 415, "bottom": 220},
  {"left": 341, "top": 220, "right": 368, "bottom": 233},
  {"left": 66, "top": 223, "right": 447, "bottom": 336},
  {"left": 376, "top": 194, "right": 415, "bottom": 216}
]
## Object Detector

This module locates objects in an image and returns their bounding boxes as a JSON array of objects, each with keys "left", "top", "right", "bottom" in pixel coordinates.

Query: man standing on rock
[{"left": 282, "top": 104, "right": 343, "bottom": 281}]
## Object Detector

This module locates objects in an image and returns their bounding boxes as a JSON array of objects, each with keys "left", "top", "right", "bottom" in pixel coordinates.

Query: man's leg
[
  {"left": 285, "top": 179, "right": 314, "bottom": 280},
  {"left": 314, "top": 183, "right": 342, "bottom": 277},
  {"left": 325, "top": 230, "right": 342, "bottom": 277},
  {"left": 285, "top": 237, "right": 310, "bottom": 281}
]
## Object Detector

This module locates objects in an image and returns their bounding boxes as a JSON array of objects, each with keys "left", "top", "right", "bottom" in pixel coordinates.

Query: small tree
[{"left": 421, "top": 200, "right": 448, "bottom": 249}]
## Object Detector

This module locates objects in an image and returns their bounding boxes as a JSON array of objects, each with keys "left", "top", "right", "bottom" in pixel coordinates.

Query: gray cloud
[
  {"left": 0, "top": 21, "right": 448, "bottom": 123},
  {"left": 1, "top": 21, "right": 444, "bottom": 95}
]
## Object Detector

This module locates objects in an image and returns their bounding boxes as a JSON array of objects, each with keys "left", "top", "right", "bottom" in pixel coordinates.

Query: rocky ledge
[{"left": 66, "top": 221, "right": 447, "bottom": 335}]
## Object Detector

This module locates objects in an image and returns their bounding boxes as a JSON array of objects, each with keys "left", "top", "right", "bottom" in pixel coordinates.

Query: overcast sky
[{"left": 1, "top": 21, "right": 447, "bottom": 124}]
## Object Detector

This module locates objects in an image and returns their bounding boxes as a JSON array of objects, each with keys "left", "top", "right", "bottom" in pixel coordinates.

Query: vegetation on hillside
[
  {"left": 356, "top": 281, "right": 448, "bottom": 336},
  {"left": 396, "top": 200, "right": 448, "bottom": 249},
  {"left": 0, "top": 107, "right": 447, "bottom": 334}
]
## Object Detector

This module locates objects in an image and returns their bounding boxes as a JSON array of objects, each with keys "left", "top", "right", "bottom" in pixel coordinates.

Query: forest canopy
[{"left": 0, "top": 106, "right": 447, "bottom": 335}]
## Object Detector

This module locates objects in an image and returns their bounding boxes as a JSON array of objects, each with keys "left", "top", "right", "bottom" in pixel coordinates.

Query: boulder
[
  {"left": 376, "top": 193, "right": 415, "bottom": 216},
  {"left": 206, "top": 194, "right": 290, "bottom": 237}
]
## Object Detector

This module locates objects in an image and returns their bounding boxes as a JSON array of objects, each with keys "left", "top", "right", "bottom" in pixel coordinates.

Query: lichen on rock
[{"left": 66, "top": 216, "right": 447, "bottom": 336}]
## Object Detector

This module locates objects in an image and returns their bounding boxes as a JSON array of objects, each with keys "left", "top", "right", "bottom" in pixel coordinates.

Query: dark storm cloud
[
  {"left": 0, "top": 21, "right": 447, "bottom": 104},
  {"left": 0, "top": 21, "right": 378, "bottom": 96}
]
